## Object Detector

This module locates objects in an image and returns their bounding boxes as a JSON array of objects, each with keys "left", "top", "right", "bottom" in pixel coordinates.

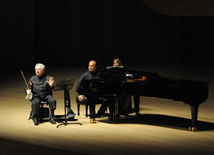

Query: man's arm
[
  {"left": 76, "top": 73, "right": 87, "bottom": 102},
  {"left": 76, "top": 73, "right": 86, "bottom": 94}
]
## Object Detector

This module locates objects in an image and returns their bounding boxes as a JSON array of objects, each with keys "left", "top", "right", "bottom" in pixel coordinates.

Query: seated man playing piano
[
  {"left": 76, "top": 60, "right": 112, "bottom": 123},
  {"left": 112, "top": 58, "right": 140, "bottom": 115},
  {"left": 112, "top": 58, "right": 132, "bottom": 115}
]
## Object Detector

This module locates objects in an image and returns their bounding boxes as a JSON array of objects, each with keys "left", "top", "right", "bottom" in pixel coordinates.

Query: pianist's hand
[{"left": 78, "top": 95, "right": 84, "bottom": 102}]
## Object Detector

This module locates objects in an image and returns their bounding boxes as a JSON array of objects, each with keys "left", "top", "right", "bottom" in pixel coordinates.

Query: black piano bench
[
  {"left": 76, "top": 96, "right": 103, "bottom": 117},
  {"left": 76, "top": 96, "right": 90, "bottom": 117}
]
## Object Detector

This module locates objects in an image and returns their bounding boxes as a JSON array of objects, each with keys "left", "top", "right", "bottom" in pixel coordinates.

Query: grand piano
[{"left": 81, "top": 67, "right": 209, "bottom": 131}]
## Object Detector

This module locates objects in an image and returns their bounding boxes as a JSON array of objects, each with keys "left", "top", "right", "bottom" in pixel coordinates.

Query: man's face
[
  {"left": 88, "top": 61, "right": 97, "bottom": 72},
  {"left": 35, "top": 65, "right": 44, "bottom": 77}
]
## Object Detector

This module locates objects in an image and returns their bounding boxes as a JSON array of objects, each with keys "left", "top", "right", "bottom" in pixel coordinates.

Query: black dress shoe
[
  {"left": 49, "top": 115, "right": 56, "bottom": 124},
  {"left": 33, "top": 117, "right": 39, "bottom": 125},
  {"left": 97, "top": 113, "right": 106, "bottom": 117},
  {"left": 39, "top": 118, "right": 43, "bottom": 123}
]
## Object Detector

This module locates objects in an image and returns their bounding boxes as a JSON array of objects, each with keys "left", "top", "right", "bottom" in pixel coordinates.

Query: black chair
[
  {"left": 27, "top": 90, "right": 53, "bottom": 121},
  {"left": 28, "top": 100, "right": 50, "bottom": 120}
]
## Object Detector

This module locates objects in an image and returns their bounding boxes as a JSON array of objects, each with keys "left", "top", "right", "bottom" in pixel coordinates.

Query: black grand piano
[{"left": 82, "top": 67, "right": 209, "bottom": 131}]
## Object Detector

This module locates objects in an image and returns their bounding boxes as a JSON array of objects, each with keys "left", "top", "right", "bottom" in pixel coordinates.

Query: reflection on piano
[{"left": 81, "top": 67, "right": 209, "bottom": 131}]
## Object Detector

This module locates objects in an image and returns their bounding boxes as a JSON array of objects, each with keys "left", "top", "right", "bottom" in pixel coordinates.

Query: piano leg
[
  {"left": 134, "top": 95, "right": 140, "bottom": 114},
  {"left": 189, "top": 104, "right": 200, "bottom": 132},
  {"left": 112, "top": 96, "right": 120, "bottom": 120},
  {"left": 109, "top": 95, "right": 119, "bottom": 120}
]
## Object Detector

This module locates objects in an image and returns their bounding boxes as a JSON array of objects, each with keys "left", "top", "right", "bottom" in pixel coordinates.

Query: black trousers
[
  {"left": 88, "top": 98, "right": 106, "bottom": 119},
  {"left": 31, "top": 95, "right": 56, "bottom": 118},
  {"left": 118, "top": 94, "right": 132, "bottom": 114},
  {"left": 117, "top": 94, "right": 140, "bottom": 114},
  {"left": 77, "top": 96, "right": 112, "bottom": 119}
]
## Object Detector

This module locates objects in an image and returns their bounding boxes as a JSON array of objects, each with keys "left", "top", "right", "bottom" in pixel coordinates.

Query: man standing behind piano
[{"left": 76, "top": 60, "right": 110, "bottom": 123}]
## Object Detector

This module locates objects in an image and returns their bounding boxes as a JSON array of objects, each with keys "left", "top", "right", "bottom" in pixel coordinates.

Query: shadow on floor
[
  {"left": 0, "top": 137, "right": 89, "bottom": 155},
  {"left": 99, "top": 114, "right": 214, "bottom": 131}
]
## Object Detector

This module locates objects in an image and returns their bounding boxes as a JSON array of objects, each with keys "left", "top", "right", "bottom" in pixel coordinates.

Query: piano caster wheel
[{"left": 189, "top": 127, "right": 197, "bottom": 132}]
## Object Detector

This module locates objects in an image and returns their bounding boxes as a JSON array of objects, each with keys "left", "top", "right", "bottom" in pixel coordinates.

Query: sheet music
[{"left": 107, "top": 66, "right": 124, "bottom": 69}]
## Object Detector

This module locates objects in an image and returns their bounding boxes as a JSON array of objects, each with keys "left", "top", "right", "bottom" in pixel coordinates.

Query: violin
[{"left": 29, "top": 80, "right": 33, "bottom": 90}]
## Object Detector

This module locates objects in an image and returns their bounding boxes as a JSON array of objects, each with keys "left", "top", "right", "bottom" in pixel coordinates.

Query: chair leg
[
  {"left": 28, "top": 110, "right": 33, "bottom": 120},
  {"left": 85, "top": 104, "right": 88, "bottom": 117},
  {"left": 77, "top": 103, "right": 80, "bottom": 116}
]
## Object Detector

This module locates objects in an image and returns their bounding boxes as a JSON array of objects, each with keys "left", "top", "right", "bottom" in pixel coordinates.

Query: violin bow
[{"left": 20, "top": 70, "right": 28, "bottom": 87}]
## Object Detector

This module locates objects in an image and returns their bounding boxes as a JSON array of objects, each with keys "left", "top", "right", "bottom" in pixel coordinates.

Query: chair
[
  {"left": 76, "top": 96, "right": 103, "bottom": 117},
  {"left": 28, "top": 100, "right": 50, "bottom": 120},
  {"left": 28, "top": 90, "right": 53, "bottom": 120}
]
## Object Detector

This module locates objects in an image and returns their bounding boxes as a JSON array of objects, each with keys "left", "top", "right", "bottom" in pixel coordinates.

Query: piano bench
[
  {"left": 76, "top": 96, "right": 103, "bottom": 117},
  {"left": 76, "top": 97, "right": 89, "bottom": 117}
]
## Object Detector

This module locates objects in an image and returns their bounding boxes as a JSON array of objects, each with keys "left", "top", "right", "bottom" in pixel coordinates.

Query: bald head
[{"left": 88, "top": 60, "right": 97, "bottom": 72}]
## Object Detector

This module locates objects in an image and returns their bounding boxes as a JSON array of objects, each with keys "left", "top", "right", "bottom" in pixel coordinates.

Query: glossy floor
[{"left": 0, "top": 63, "right": 213, "bottom": 155}]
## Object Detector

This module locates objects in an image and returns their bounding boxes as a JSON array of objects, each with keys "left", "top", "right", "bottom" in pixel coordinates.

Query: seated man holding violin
[{"left": 25, "top": 63, "right": 56, "bottom": 125}]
